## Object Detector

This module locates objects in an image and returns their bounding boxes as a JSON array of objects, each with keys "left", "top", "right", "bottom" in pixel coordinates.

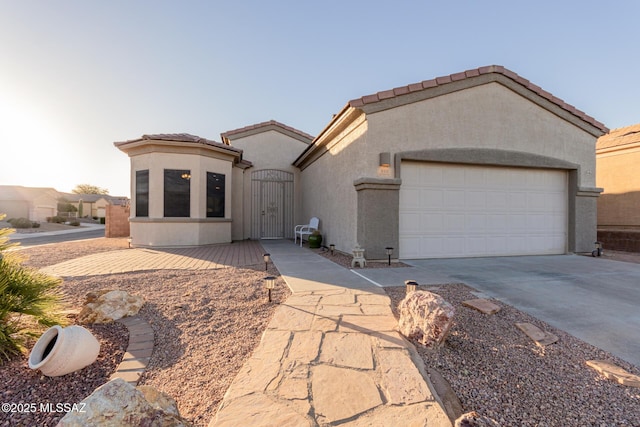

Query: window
[
  {"left": 135, "top": 170, "right": 149, "bottom": 217},
  {"left": 207, "top": 172, "right": 225, "bottom": 217},
  {"left": 164, "top": 169, "right": 191, "bottom": 217}
]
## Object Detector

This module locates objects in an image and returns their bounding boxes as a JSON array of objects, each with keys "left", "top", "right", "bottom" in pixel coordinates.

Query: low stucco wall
[
  {"left": 597, "top": 229, "right": 640, "bottom": 252},
  {"left": 129, "top": 219, "right": 231, "bottom": 247}
]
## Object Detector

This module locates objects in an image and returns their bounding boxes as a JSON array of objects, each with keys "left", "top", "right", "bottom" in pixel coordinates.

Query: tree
[{"left": 72, "top": 184, "right": 109, "bottom": 195}]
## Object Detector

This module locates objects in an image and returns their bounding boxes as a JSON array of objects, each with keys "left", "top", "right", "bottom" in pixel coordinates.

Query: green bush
[
  {"left": 0, "top": 217, "right": 66, "bottom": 363},
  {"left": 31, "top": 222, "right": 40, "bottom": 228},
  {"left": 8, "top": 218, "right": 32, "bottom": 229},
  {"left": 48, "top": 216, "right": 65, "bottom": 224}
]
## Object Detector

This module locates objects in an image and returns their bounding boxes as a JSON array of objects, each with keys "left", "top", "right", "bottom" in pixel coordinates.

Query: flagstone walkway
[{"left": 210, "top": 240, "right": 451, "bottom": 426}]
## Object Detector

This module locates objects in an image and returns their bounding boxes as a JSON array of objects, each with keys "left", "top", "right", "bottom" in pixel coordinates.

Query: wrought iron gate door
[{"left": 251, "top": 170, "right": 294, "bottom": 239}]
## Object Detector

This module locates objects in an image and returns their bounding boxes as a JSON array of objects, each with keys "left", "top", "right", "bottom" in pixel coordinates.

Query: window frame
[
  {"left": 135, "top": 170, "right": 149, "bottom": 217},
  {"left": 206, "top": 172, "right": 225, "bottom": 218},
  {"left": 163, "top": 169, "right": 191, "bottom": 218}
]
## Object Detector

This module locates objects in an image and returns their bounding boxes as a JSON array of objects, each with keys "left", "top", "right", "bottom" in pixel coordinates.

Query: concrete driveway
[{"left": 358, "top": 255, "right": 640, "bottom": 368}]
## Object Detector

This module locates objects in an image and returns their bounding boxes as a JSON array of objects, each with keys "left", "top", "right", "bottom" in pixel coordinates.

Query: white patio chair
[{"left": 294, "top": 217, "right": 319, "bottom": 247}]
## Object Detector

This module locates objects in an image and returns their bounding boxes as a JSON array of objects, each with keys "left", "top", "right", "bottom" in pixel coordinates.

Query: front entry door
[{"left": 260, "top": 181, "right": 284, "bottom": 239}]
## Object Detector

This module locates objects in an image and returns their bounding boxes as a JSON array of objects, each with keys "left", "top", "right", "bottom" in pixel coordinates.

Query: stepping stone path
[
  {"left": 515, "top": 322, "right": 559, "bottom": 347},
  {"left": 586, "top": 360, "right": 640, "bottom": 387},
  {"left": 210, "top": 288, "right": 452, "bottom": 426},
  {"left": 462, "top": 298, "right": 501, "bottom": 315}
]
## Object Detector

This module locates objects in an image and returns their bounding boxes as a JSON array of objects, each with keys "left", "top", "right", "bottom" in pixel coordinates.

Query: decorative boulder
[
  {"left": 455, "top": 411, "right": 501, "bottom": 426},
  {"left": 398, "top": 291, "right": 455, "bottom": 348},
  {"left": 77, "top": 290, "right": 144, "bottom": 324},
  {"left": 57, "top": 378, "right": 190, "bottom": 426}
]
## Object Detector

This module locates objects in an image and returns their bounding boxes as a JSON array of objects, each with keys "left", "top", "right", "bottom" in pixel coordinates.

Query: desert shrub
[
  {"left": 31, "top": 222, "right": 40, "bottom": 228},
  {"left": 0, "top": 217, "right": 65, "bottom": 363},
  {"left": 69, "top": 221, "right": 80, "bottom": 226},
  {"left": 8, "top": 218, "right": 32, "bottom": 229},
  {"left": 49, "top": 216, "right": 65, "bottom": 224}
]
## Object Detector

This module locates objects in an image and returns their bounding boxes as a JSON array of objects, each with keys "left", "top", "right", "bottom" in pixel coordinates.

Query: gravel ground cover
[
  {"left": 386, "top": 283, "right": 640, "bottom": 426},
  {"left": 1, "top": 238, "right": 289, "bottom": 426},
  {"left": 311, "top": 246, "right": 411, "bottom": 269},
  {"left": 0, "top": 322, "right": 128, "bottom": 427}
]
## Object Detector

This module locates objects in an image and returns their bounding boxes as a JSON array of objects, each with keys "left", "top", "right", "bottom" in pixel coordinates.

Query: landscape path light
[
  {"left": 329, "top": 244, "right": 335, "bottom": 255},
  {"left": 405, "top": 280, "right": 418, "bottom": 294},
  {"left": 264, "top": 276, "right": 276, "bottom": 303},
  {"left": 263, "top": 253, "right": 271, "bottom": 271},
  {"left": 385, "top": 247, "right": 393, "bottom": 266}
]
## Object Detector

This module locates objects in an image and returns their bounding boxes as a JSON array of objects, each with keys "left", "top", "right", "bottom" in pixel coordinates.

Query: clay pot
[{"left": 28, "top": 325, "right": 101, "bottom": 377}]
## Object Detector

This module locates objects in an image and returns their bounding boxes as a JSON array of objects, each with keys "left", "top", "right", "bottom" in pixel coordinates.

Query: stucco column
[
  {"left": 354, "top": 178, "right": 401, "bottom": 260},
  {"left": 574, "top": 187, "right": 603, "bottom": 253}
]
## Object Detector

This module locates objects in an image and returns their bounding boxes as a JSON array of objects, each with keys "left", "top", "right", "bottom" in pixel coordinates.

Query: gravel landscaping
[
  {"left": 1, "top": 238, "right": 289, "bottom": 426},
  {"left": 3, "top": 237, "right": 640, "bottom": 426},
  {"left": 386, "top": 283, "right": 640, "bottom": 426}
]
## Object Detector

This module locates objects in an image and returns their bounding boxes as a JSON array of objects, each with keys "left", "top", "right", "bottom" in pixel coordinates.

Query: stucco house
[
  {"left": 116, "top": 65, "right": 607, "bottom": 259},
  {"left": 596, "top": 123, "right": 640, "bottom": 227},
  {"left": 0, "top": 185, "right": 60, "bottom": 222},
  {"left": 62, "top": 193, "right": 129, "bottom": 219},
  {"left": 595, "top": 123, "right": 640, "bottom": 251}
]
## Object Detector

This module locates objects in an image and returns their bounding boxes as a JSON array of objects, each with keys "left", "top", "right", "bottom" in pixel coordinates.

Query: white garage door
[{"left": 399, "top": 162, "right": 567, "bottom": 259}]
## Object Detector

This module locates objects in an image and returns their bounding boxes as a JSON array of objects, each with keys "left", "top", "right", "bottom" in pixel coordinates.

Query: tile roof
[
  {"left": 221, "top": 120, "right": 314, "bottom": 143},
  {"left": 114, "top": 133, "right": 242, "bottom": 154},
  {"left": 61, "top": 193, "right": 129, "bottom": 204},
  {"left": 348, "top": 65, "right": 608, "bottom": 133},
  {"left": 596, "top": 123, "right": 640, "bottom": 151}
]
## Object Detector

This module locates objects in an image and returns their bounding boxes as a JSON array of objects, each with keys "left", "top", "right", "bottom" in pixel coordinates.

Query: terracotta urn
[{"left": 28, "top": 325, "right": 101, "bottom": 377}]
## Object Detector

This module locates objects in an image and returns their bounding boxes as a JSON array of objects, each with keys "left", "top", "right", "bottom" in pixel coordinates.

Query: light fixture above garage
[{"left": 379, "top": 152, "right": 391, "bottom": 167}]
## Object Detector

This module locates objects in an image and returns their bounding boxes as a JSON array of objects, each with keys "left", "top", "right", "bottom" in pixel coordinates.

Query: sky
[{"left": 1, "top": 1, "right": 638, "bottom": 197}]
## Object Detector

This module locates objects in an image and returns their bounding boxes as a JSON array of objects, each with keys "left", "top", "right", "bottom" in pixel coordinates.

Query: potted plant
[{"left": 308, "top": 230, "right": 323, "bottom": 249}]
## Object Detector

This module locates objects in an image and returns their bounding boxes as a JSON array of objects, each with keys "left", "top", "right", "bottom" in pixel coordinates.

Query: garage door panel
[
  {"left": 466, "top": 191, "right": 486, "bottom": 210},
  {"left": 444, "top": 214, "right": 465, "bottom": 232},
  {"left": 422, "top": 213, "right": 444, "bottom": 232},
  {"left": 399, "top": 162, "right": 567, "bottom": 258},
  {"left": 422, "top": 189, "right": 444, "bottom": 209},
  {"left": 399, "top": 212, "right": 421, "bottom": 234},
  {"left": 444, "top": 190, "right": 465, "bottom": 209}
]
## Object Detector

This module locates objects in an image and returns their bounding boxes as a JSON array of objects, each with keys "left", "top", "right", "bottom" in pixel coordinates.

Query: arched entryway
[{"left": 251, "top": 169, "right": 294, "bottom": 239}]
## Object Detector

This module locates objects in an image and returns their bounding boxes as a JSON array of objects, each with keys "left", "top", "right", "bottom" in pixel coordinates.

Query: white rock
[
  {"left": 77, "top": 290, "right": 144, "bottom": 323},
  {"left": 398, "top": 291, "right": 455, "bottom": 348},
  {"left": 57, "top": 378, "right": 190, "bottom": 426}
]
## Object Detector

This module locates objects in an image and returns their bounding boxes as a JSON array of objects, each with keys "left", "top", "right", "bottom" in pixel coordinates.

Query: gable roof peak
[
  {"left": 221, "top": 120, "right": 313, "bottom": 144},
  {"left": 348, "top": 65, "right": 607, "bottom": 134}
]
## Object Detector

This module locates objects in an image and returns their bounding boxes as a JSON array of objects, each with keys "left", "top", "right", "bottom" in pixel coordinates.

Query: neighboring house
[
  {"left": 116, "top": 65, "right": 607, "bottom": 259},
  {"left": 62, "top": 193, "right": 129, "bottom": 219},
  {"left": 596, "top": 123, "right": 640, "bottom": 228},
  {"left": 0, "top": 185, "right": 60, "bottom": 222},
  {"left": 595, "top": 123, "right": 640, "bottom": 251}
]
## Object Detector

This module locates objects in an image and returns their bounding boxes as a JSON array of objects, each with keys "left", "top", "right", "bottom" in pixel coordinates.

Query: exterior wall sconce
[
  {"left": 181, "top": 173, "right": 191, "bottom": 180},
  {"left": 329, "top": 244, "right": 335, "bottom": 255},
  {"left": 264, "top": 276, "right": 276, "bottom": 302},
  {"left": 385, "top": 247, "right": 393, "bottom": 265},
  {"left": 263, "top": 253, "right": 271, "bottom": 271},
  {"left": 379, "top": 152, "right": 391, "bottom": 167},
  {"left": 405, "top": 280, "right": 418, "bottom": 294}
]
